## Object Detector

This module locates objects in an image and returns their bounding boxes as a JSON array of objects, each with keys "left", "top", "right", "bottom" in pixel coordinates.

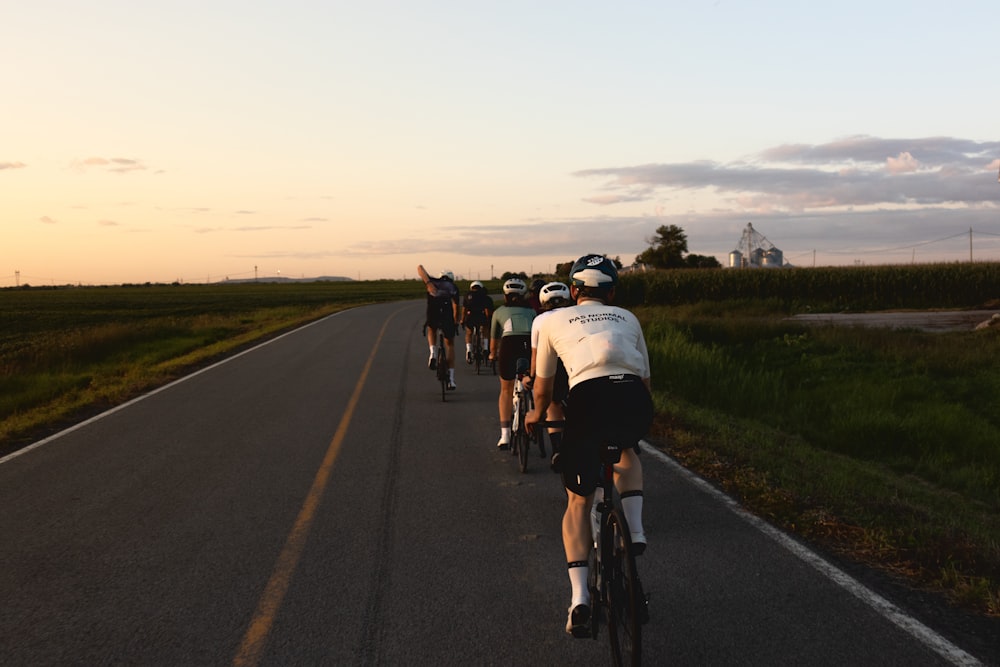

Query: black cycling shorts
[
  {"left": 464, "top": 312, "right": 490, "bottom": 329},
  {"left": 560, "top": 375, "right": 653, "bottom": 497},
  {"left": 497, "top": 335, "right": 531, "bottom": 381},
  {"left": 426, "top": 315, "right": 457, "bottom": 339}
]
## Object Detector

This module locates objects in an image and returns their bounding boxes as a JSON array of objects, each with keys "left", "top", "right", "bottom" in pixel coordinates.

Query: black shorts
[
  {"left": 426, "top": 315, "right": 457, "bottom": 339},
  {"left": 560, "top": 375, "right": 653, "bottom": 497},
  {"left": 552, "top": 360, "right": 569, "bottom": 403},
  {"left": 464, "top": 313, "right": 490, "bottom": 329},
  {"left": 497, "top": 335, "right": 531, "bottom": 380}
]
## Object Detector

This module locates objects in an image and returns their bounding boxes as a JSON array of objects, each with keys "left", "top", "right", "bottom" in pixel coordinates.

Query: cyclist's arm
[
  {"left": 417, "top": 265, "right": 440, "bottom": 299},
  {"left": 527, "top": 375, "right": 553, "bottom": 431}
]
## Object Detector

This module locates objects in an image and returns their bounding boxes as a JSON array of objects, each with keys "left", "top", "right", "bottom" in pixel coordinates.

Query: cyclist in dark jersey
[
  {"left": 460, "top": 281, "right": 494, "bottom": 364},
  {"left": 526, "top": 255, "right": 653, "bottom": 638},
  {"left": 418, "top": 265, "right": 460, "bottom": 390}
]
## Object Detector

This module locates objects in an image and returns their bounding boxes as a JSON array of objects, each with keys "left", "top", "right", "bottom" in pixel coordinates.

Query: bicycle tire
[
  {"left": 515, "top": 427, "right": 528, "bottom": 472},
  {"left": 437, "top": 347, "right": 448, "bottom": 402},
  {"left": 605, "top": 509, "right": 642, "bottom": 666}
]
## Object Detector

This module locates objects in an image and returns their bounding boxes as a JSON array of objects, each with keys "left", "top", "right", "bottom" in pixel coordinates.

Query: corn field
[{"left": 617, "top": 262, "right": 1000, "bottom": 311}]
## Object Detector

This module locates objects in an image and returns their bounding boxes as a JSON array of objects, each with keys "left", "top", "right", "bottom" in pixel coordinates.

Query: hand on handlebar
[{"left": 525, "top": 408, "right": 541, "bottom": 435}]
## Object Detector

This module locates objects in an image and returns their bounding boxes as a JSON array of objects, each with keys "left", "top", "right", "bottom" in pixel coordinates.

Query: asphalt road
[{"left": 1, "top": 301, "right": 996, "bottom": 666}]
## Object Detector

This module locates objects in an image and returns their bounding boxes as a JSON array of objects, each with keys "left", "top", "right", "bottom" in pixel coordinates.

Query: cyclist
[
  {"left": 417, "top": 264, "right": 460, "bottom": 390},
  {"left": 526, "top": 254, "right": 653, "bottom": 638},
  {"left": 526, "top": 281, "right": 573, "bottom": 466},
  {"left": 461, "top": 280, "right": 494, "bottom": 364},
  {"left": 488, "top": 277, "right": 536, "bottom": 449},
  {"left": 527, "top": 278, "right": 546, "bottom": 313}
]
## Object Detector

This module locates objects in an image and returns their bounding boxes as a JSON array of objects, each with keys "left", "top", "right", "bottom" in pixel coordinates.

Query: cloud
[
  {"left": 40, "top": 216, "right": 58, "bottom": 224},
  {"left": 574, "top": 136, "right": 1000, "bottom": 212},
  {"left": 98, "top": 219, "right": 119, "bottom": 226},
  {"left": 72, "top": 156, "right": 150, "bottom": 174},
  {"left": 1, "top": 161, "right": 27, "bottom": 170}
]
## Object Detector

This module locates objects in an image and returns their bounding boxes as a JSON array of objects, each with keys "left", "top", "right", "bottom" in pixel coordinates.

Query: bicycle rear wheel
[
  {"left": 437, "top": 349, "right": 448, "bottom": 402},
  {"left": 606, "top": 509, "right": 642, "bottom": 666}
]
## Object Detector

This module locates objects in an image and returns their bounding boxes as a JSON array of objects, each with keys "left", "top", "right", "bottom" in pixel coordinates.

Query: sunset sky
[{"left": 4, "top": 1, "right": 1000, "bottom": 286}]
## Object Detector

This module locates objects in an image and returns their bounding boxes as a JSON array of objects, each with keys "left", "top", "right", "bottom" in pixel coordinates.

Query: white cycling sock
[
  {"left": 428, "top": 345, "right": 435, "bottom": 357},
  {"left": 568, "top": 562, "right": 590, "bottom": 607},
  {"left": 620, "top": 491, "right": 644, "bottom": 537},
  {"left": 466, "top": 342, "right": 472, "bottom": 352},
  {"left": 448, "top": 368, "right": 455, "bottom": 381}
]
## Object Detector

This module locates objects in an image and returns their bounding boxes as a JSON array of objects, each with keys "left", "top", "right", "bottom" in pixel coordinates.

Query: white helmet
[
  {"left": 470, "top": 280, "right": 484, "bottom": 290},
  {"left": 437, "top": 269, "right": 455, "bottom": 281},
  {"left": 502, "top": 278, "right": 527, "bottom": 295},
  {"left": 539, "top": 281, "right": 571, "bottom": 305}
]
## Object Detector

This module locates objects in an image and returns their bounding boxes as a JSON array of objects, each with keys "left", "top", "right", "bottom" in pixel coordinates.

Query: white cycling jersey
[{"left": 534, "top": 301, "right": 650, "bottom": 389}]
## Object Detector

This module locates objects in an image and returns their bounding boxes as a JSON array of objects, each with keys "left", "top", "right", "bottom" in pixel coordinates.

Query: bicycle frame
[{"left": 510, "top": 357, "right": 532, "bottom": 473}]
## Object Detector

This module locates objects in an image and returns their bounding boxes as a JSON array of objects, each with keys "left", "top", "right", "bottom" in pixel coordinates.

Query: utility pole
[{"left": 969, "top": 227, "right": 973, "bottom": 262}]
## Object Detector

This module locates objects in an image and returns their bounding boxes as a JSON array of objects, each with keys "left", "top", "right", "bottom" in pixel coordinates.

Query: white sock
[
  {"left": 620, "top": 492, "right": 644, "bottom": 537},
  {"left": 449, "top": 368, "right": 455, "bottom": 381},
  {"left": 428, "top": 345, "right": 435, "bottom": 357},
  {"left": 466, "top": 342, "right": 472, "bottom": 352},
  {"left": 568, "top": 564, "right": 590, "bottom": 607},
  {"left": 501, "top": 426, "right": 511, "bottom": 442}
]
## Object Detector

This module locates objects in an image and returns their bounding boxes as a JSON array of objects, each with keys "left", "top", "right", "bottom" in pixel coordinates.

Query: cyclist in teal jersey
[{"left": 489, "top": 278, "right": 535, "bottom": 449}]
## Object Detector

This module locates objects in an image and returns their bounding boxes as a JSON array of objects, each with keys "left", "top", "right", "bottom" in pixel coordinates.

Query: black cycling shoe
[
  {"left": 566, "top": 604, "right": 591, "bottom": 638},
  {"left": 428, "top": 356, "right": 437, "bottom": 371},
  {"left": 550, "top": 452, "right": 562, "bottom": 473}
]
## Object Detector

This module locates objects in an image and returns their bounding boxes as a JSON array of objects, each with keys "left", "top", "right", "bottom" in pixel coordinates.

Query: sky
[{"left": 3, "top": 0, "right": 1000, "bottom": 286}]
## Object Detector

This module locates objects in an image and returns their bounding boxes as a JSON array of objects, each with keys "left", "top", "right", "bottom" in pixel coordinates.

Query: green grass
[{"left": 639, "top": 301, "right": 1000, "bottom": 615}]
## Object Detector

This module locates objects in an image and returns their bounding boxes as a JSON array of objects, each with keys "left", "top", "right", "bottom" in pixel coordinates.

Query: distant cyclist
[
  {"left": 526, "top": 254, "right": 653, "bottom": 638},
  {"left": 527, "top": 278, "right": 546, "bottom": 314},
  {"left": 461, "top": 280, "right": 495, "bottom": 364},
  {"left": 526, "top": 281, "right": 573, "bottom": 467},
  {"left": 489, "top": 277, "right": 536, "bottom": 449},
  {"left": 418, "top": 265, "right": 460, "bottom": 390}
]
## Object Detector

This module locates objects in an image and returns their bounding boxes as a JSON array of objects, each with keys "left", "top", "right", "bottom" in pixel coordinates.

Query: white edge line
[
  {"left": 641, "top": 442, "right": 984, "bottom": 667},
  {"left": 0, "top": 311, "right": 349, "bottom": 467}
]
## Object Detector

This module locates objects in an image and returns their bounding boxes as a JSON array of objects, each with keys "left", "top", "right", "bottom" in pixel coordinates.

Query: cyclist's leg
[
  {"left": 425, "top": 318, "right": 438, "bottom": 370},
  {"left": 496, "top": 377, "right": 514, "bottom": 447}
]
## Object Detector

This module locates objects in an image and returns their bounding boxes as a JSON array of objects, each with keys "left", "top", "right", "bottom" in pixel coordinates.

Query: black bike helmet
[{"left": 569, "top": 254, "right": 618, "bottom": 288}]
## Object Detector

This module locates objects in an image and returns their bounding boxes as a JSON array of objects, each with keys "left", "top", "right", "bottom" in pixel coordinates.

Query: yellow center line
[{"left": 233, "top": 312, "right": 395, "bottom": 667}]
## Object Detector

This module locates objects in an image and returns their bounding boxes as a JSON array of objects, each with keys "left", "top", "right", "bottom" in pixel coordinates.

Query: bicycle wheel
[
  {"left": 437, "top": 349, "right": 448, "bottom": 402},
  {"left": 606, "top": 509, "right": 642, "bottom": 666},
  {"left": 515, "top": 427, "right": 529, "bottom": 472}
]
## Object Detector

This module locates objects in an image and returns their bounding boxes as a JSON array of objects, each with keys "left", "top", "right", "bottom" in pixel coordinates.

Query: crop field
[{"left": 0, "top": 280, "right": 427, "bottom": 451}]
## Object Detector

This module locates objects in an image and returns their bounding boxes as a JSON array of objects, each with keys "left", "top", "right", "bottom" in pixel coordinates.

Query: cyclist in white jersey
[
  {"left": 526, "top": 254, "right": 653, "bottom": 638},
  {"left": 527, "top": 281, "right": 573, "bottom": 468}
]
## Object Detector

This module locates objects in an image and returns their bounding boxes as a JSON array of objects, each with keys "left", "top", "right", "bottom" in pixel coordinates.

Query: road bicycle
[
  {"left": 470, "top": 325, "right": 488, "bottom": 375},
  {"left": 510, "top": 357, "right": 545, "bottom": 473},
  {"left": 426, "top": 325, "right": 450, "bottom": 402},
  {"left": 588, "top": 445, "right": 649, "bottom": 666},
  {"left": 509, "top": 358, "right": 531, "bottom": 472}
]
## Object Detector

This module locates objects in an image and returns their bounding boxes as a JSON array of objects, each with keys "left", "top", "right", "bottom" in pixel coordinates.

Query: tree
[
  {"left": 635, "top": 224, "right": 688, "bottom": 269},
  {"left": 683, "top": 253, "right": 722, "bottom": 269}
]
